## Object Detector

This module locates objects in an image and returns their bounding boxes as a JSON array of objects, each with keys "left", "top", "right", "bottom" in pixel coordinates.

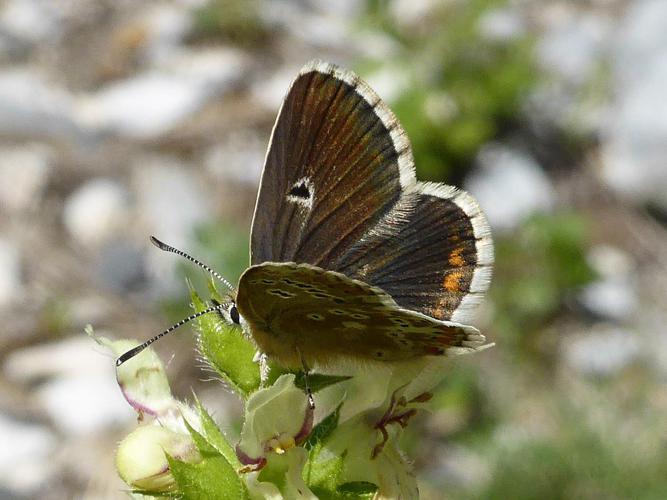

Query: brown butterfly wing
[
  {"left": 235, "top": 263, "right": 487, "bottom": 369},
  {"left": 333, "top": 183, "right": 494, "bottom": 323},
  {"left": 250, "top": 60, "right": 493, "bottom": 325},
  {"left": 250, "top": 60, "right": 416, "bottom": 269}
]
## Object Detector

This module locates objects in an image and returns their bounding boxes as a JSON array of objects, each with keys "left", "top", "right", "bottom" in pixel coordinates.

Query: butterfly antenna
[
  {"left": 150, "top": 236, "right": 236, "bottom": 292},
  {"left": 116, "top": 303, "right": 225, "bottom": 366}
]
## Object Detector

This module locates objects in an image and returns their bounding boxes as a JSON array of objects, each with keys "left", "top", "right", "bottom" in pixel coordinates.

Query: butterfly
[
  {"left": 232, "top": 60, "right": 492, "bottom": 369},
  {"left": 118, "top": 60, "right": 493, "bottom": 373}
]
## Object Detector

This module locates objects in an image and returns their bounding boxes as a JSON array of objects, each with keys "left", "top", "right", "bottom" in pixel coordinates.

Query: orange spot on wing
[
  {"left": 443, "top": 270, "right": 463, "bottom": 293},
  {"left": 448, "top": 247, "right": 466, "bottom": 267}
]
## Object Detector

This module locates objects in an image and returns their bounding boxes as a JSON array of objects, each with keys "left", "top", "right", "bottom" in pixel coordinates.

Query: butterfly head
[{"left": 208, "top": 296, "right": 243, "bottom": 326}]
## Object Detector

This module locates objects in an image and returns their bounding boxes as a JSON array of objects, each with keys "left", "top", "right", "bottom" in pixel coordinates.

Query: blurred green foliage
[
  {"left": 362, "top": 0, "right": 536, "bottom": 181},
  {"left": 475, "top": 407, "right": 667, "bottom": 500},
  {"left": 492, "top": 213, "right": 597, "bottom": 353},
  {"left": 195, "top": 219, "right": 250, "bottom": 288},
  {"left": 190, "top": 0, "right": 269, "bottom": 47}
]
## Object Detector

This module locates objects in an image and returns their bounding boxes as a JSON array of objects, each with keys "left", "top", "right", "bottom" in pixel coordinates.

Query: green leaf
[
  {"left": 308, "top": 455, "right": 345, "bottom": 499},
  {"left": 167, "top": 452, "right": 248, "bottom": 500},
  {"left": 192, "top": 288, "right": 261, "bottom": 398},
  {"left": 183, "top": 418, "right": 219, "bottom": 456},
  {"left": 169, "top": 421, "right": 247, "bottom": 500},
  {"left": 305, "top": 405, "right": 346, "bottom": 498},
  {"left": 305, "top": 405, "right": 341, "bottom": 452},
  {"left": 338, "top": 482, "right": 378, "bottom": 498},
  {"left": 193, "top": 397, "right": 241, "bottom": 468}
]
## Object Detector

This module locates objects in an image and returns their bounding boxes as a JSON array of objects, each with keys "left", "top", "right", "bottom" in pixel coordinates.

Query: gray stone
[
  {"left": 600, "top": 0, "right": 667, "bottom": 209},
  {"left": 131, "top": 156, "right": 211, "bottom": 294},
  {"left": 0, "top": 0, "right": 64, "bottom": 45},
  {"left": 562, "top": 325, "right": 641, "bottom": 377},
  {"left": 537, "top": 13, "right": 610, "bottom": 85},
  {"left": 4, "top": 336, "right": 134, "bottom": 436},
  {"left": 578, "top": 246, "right": 637, "bottom": 320},
  {"left": 204, "top": 130, "right": 266, "bottom": 185},
  {"left": 0, "top": 413, "right": 57, "bottom": 495},
  {"left": 0, "top": 143, "right": 53, "bottom": 213},
  {"left": 0, "top": 68, "right": 82, "bottom": 139},
  {"left": 96, "top": 241, "right": 147, "bottom": 293},
  {"left": 62, "top": 178, "right": 130, "bottom": 248},
  {"left": 478, "top": 7, "right": 526, "bottom": 41},
  {"left": 0, "top": 238, "right": 21, "bottom": 308},
  {"left": 77, "top": 48, "right": 247, "bottom": 139},
  {"left": 465, "top": 144, "right": 554, "bottom": 232}
]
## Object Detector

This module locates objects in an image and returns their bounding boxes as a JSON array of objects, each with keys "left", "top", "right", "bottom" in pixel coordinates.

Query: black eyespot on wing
[
  {"left": 230, "top": 305, "right": 240, "bottom": 324},
  {"left": 289, "top": 181, "right": 310, "bottom": 199}
]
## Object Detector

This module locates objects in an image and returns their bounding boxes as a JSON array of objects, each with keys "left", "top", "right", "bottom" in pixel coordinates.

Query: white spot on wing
[{"left": 286, "top": 176, "right": 314, "bottom": 210}]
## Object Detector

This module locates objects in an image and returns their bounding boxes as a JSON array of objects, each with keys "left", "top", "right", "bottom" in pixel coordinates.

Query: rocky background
[{"left": 1, "top": 0, "right": 666, "bottom": 498}]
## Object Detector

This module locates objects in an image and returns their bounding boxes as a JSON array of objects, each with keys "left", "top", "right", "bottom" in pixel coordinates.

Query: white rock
[
  {"left": 0, "top": 143, "right": 53, "bottom": 212},
  {"left": 0, "top": 413, "right": 57, "bottom": 494},
  {"left": 478, "top": 7, "right": 525, "bottom": 41},
  {"left": 0, "top": 0, "right": 63, "bottom": 44},
  {"left": 465, "top": 144, "right": 554, "bottom": 232},
  {"left": 4, "top": 336, "right": 114, "bottom": 382},
  {"left": 36, "top": 373, "right": 134, "bottom": 436},
  {"left": 4, "top": 335, "right": 135, "bottom": 436},
  {"left": 600, "top": 58, "right": 667, "bottom": 208},
  {"left": 262, "top": 1, "right": 350, "bottom": 49},
  {"left": 579, "top": 281, "right": 637, "bottom": 321},
  {"left": 0, "top": 68, "right": 82, "bottom": 139},
  {"left": 0, "top": 238, "right": 21, "bottom": 307},
  {"left": 600, "top": 0, "right": 667, "bottom": 209},
  {"left": 251, "top": 64, "right": 302, "bottom": 111},
  {"left": 77, "top": 72, "right": 207, "bottom": 139},
  {"left": 141, "top": 3, "right": 193, "bottom": 63},
  {"left": 562, "top": 325, "right": 641, "bottom": 377},
  {"left": 578, "top": 246, "right": 637, "bottom": 320},
  {"left": 131, "top": 156, "right": 211, "bottom": 293},
  {"left": 77, "top": 49, "right": 247, "bottom": 139},
  {"left": 365, "top": 65, "right": 409, "bottom": 104},
  {"left": 132, "top": 156, "right": 210, "bottom": 243},
  {"left": 204, "top": 129, "right": 266, "bottom": 185},
  {"left": 154, "top": 47, "right": 248, "bottom": 87},
  {"left": 537, "top": 13, "right": 610, "bottom": 84},
  {"left": 390, "top": 0, "right": 437, "bottom": 29},
  {"left": 96, "top": 241, "right": 147, "bottom": 292},
  {"left": 62, "top": 178, "right": 130, "bottom": 247},
  {"left": 611, "top": 0, "right": 667, "bottom": 88},
  {"left": 309, "top": 0, "right": 363, "bottom": 19},
  {"left": 423, "top": 444, "right": 490, "bottom": 489}
]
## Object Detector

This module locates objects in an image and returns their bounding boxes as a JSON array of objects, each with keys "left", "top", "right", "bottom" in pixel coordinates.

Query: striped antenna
[
  {"left": 150, "top": 236, "right": 236, "bottom": 292},
  {"left": 116, "top": 303, "right": 225, "bottom": 366}
]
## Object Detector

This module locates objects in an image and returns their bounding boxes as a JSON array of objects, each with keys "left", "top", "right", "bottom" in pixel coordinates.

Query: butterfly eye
[{"left": 230, "top": 304, "right": 240, "bottom": 324}]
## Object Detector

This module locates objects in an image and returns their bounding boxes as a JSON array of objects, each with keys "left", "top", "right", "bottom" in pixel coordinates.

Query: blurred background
[{"left": 1, "top": 0, "right": 666, "bottom": 498}]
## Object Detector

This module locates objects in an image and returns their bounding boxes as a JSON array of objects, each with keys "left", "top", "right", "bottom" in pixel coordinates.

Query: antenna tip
[{"left": 116, "top": 344, "right": 145, "bottom": 366}]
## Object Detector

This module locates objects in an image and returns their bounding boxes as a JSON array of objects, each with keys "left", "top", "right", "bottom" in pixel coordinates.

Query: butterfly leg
[{"left": 297, "top": 348, "right": 315, "bottom": 410}]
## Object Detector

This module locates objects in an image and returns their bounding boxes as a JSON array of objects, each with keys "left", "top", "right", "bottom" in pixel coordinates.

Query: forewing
[
  {"left": 235, "top": 263, "right": 487, "bottom": 368},
  {"left": 333, "top": 183, "right": 494, "bottom": 323},
  {"left": 250, "top": 60, "right": 415, "bottom": 269}
]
